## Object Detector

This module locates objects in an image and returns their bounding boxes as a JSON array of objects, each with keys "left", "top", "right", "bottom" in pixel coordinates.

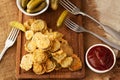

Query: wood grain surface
[
  {"left": 0, "top": 0, "right": 120, "bottom": 80},
  {"left": 16, "top": 0, "right": 85, "bottom": 79}
]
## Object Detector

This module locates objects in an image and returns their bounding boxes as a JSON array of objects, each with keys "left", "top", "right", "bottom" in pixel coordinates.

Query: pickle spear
[
  {"left": 27, "top": 0, "right": 44, "bottom": 10},
  {"left": 10, "top": 21, "right": 26, "bottom": 32},
  {"left": 51, "top": 0, "right": 59, "bottom": 10},
  {"left": 57, "top": 10, "right": 68, "bottom": 27},
  {"left": 21, "top": 0, "right": 30, "bottom": 9},
  {"left": 27, "top": 2, "right": 47, "bottom": 13}
]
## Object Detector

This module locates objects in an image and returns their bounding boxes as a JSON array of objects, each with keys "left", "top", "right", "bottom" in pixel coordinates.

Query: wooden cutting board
[{"left": 16, "top": 0, "right": 85, "bottom": 79}]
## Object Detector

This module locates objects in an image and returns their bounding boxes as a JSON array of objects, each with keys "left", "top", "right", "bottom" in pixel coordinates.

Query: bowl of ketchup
[{"left": 85, "top": 44, "right": 116, "bottom": 73}]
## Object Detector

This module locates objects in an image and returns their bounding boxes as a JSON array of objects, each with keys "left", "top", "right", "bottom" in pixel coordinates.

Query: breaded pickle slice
[
  {"left": 60, "top": 57, "right": 73, "bottom": 68},
  {"left": 33, "top": 63, "right": 45, "bottom": 75},
  {"left": 69, "top": 54, "right": 82, "bottom": 71},
  {"left": 20, "top": 53, "right": 33, "bottom": 71},
  {"left": 45, "top": 59, "right": 56, "bottom": 73},
  {"left": 31, "top": 19, "right": 47, "bottom": 32},
  {"left": 25, "top": 30, "right": 34, "bottom": 40}
]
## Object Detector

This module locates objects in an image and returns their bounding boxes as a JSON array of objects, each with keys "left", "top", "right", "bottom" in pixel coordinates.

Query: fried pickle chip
[
  {"left": 60, "top": 39, "right": 73, "bottom": 56},
  {"left": 55, "top": 63, "right": 61, "bottom": 70},
  {"left": 59, "top": 38, "right": 68, "bottom": 44},
  {"left": 20, "top": 53, "right": 33, "bottom": 71},
  {"left": 33, "top": 63, "right": 45, "bottom": 75},
  {"left": 50, "top": 40, "right": 60, "bottom": 52},
  {"left": 46, "top": 32, "right": 63, "bottom": 40},
  {"left": 53, "top": 32, "right": 63, "bottom": 40},
  {"left": 45, "top": 59, "right": 56, "bottom": 73},
  {"left": 24, "top": 19, "right": 35, "bottom": 30},
  {"left": 60, "top": 57, "right": 73, "bottom": 68},
  {"left": 25, "top": 40, "right": 36, "bottom": 52},
  {"left": 21, "top": 19, "right": 83, "bottom": 75},
  {"left": 32, "top": 32, "right": 44, "bottom": 42},
  {"left": 51, "top": 49, "right": 67, "bottom": 63},
  {"left": 33, "top": 49, "right": 48, "bottom": 64},
  {"left": 25, "top": 30, "right": 34, "bottom": 40},
  {"left": 32, "top": 32, "right": 51, "bottom": 49},
  {"left": 36, "top": 36, "right": 51, "bottom": 49},
  {"left": 53, "top": 59, "right": 62, "bottom": 70},
  {"left": 31, "top": 19, "right": 47, "bottom": 32},
  {"left": 69, "top": 54, "right": 82, "bottom": 71}
]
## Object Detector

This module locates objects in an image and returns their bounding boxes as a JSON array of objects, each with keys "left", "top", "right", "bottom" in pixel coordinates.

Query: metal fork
[
  {"left": 65, "top": 18, "right": 120, "bottom": 50},
  {"left": 0, "top": 28, "right": 19, "bottom": 61},
  {"left": 59, "top": 0, "right": 120, "bottom": 40}
]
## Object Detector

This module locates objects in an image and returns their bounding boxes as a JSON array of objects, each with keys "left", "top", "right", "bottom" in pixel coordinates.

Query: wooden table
[{"left": 0, "top": 0, "right": 120, "bottom": 80}]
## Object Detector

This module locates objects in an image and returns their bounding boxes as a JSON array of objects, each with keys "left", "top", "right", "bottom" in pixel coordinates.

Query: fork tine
[
  {"left": 10, "top": 28, "right": 17, "bottom": 40},
  {"left": 68, "top": 19, "right": 86, "bottom": 31},
  {"left": 11, "top": 29, "right": 19, "bottom": 41},
  {"left": 7, "top": 28, "right": 19, "bottom": 42},
  {"left": 59, "top": 0, "right": 74, "bottom": 13},
  {"left": 65, "top": 22, "right": 73, "bottom": 31},
  {"left": 12, "top": 29, "right": 19, "bottom": 42},
  {"left": 7, "top": 28, "right": 16, "bottom": 40},
  {"left": 65, "top": 19, "right": 78, "bottom": 29},
  {"left": 65, "top": 19, "right": 77, "bottom": 32},
  {"left": 65, "top": 19, "right": 74, "bottom": 28},
  {"left": 67, "top": 19, "right": 79, "bottom": 27},
  {"left": 65, "top": 0, "right": 77, "bottom": 8},
  {"left": 65, "top": 19, "right": 85, "bottom": 32}
]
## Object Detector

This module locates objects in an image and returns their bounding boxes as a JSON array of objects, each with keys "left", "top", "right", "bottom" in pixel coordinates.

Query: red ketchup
[{"left": 87, "top": 46, "right": 114, "bottom": 70}]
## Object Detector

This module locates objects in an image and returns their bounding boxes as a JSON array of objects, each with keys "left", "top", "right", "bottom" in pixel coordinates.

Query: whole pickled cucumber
[
  {"left": 57, "top": 10, "right": 68, "bottom": 27},
  {"left": 51, "top": 0, "right": 59, "bottom": 10},
  {"left": 27, "top": 2, "right": 47, "bottom": 13},
  {"left": 21, "top": 0, "right": 30, "bottom": 9},
  {"left": 27, "top": 0, "right": 44, "bottom": 10}
]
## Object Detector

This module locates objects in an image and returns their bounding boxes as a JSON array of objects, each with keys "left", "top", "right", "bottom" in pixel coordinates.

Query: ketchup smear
[{"left": 87, "top": 46, "right": 114, "bottom": 70}]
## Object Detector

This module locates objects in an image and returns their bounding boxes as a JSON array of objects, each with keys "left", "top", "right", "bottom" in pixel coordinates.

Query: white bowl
[
  {"left": 85, "top": 44, "right": 116, "bottom": 73},
  {"left": 16, "top": 0, "right": 49, "bottom": 16}
]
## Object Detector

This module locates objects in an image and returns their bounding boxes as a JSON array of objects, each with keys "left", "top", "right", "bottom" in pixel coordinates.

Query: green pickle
[
  {"left": 51, "top": 0, "right": 59, "bottom": 10},
  {"left": 21, "top": 0, "right": 30, "bottom": 9},
  {"left": 57, "top": 10, "right": 68, "bottom": 27},
  {"left": 27, "top": 2, "right": 47, "bottom": 13},
  {"left": 10, "top": 21, "right": 26, "bottom": 32},
  {"left": 27, "top": 0, "right": 44, "bottom": 10}
]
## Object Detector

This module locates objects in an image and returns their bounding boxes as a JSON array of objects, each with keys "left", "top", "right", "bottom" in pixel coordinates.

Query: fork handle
[
  {"left": 86, "top": 30, "right": 120, "bottom": 50},
  {"left": 0, "top": 47, "right": 8, "bottom": 61},
  {"left": 79, "top": 12, "right": 120, "bottom": 40}
]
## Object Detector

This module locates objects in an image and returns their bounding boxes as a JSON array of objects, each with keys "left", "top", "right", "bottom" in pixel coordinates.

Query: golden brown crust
[
  {"left": 33, "top": 49, "right": 48, "bottom": 64},
  {"left": 24, "top": 19, "right": 35, "bottom": 30},
  {"left": 60, "top": 57, "right": 73, "bottom": 68},
  {"left": 32, "top": 32, "right": 51, "bottom": 49},
  {"left": 60, "top": 39, "right": 73, "bottom": 56},
  {"left": 31, "top": 19, "right": 47, "bottom": 32},
  {"left": 20, "top": 19, "right": 82, "bottom": 75},
  {"left": 33, "top": 62, "right": 45, "bottom": 75},
  {"left": 20, "top": 53, "right": 33, "bottom": 71},
  {"left": 69, "top": 54, "right": 82, "bottom": 71},
  {"left": 25, "top": 30, "right": 34, "bottom": 40},
  {"left": 51, "top": 49, "right": 67, "bottom": 63},
  {"left": 49, "top": 39, "right": 61, "bottom": 52},
  {"left": 45, "top": 59, "right": 56, "bottom": 73},
  {"left": 25, "top": 40, "right": 36, "bottom": 52}
]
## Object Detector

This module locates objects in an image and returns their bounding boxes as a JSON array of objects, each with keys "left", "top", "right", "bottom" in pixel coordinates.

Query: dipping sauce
[{"left": 87, "top": 45, "right": 114, "bottom": 70}]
